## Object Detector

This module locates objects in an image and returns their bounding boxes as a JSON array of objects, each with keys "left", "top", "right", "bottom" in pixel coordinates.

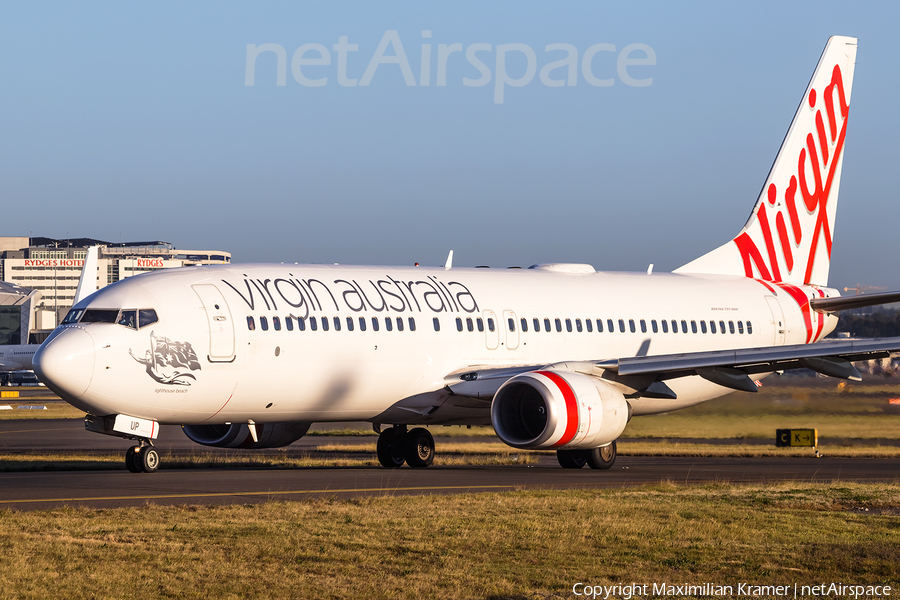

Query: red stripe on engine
[{"left": 537, "top": 371, "right": 579, "bottom": 447}]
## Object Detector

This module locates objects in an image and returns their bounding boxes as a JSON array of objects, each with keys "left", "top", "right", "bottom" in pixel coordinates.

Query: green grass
[
  {"left": 0, "top": 402, "right": 85, "bottom": 420},
  {"left": 1, "top": 483, "right": 898, "bottom": 599},
  {"left": 622, "top": 379, "right": 900, "bottom": 439}
]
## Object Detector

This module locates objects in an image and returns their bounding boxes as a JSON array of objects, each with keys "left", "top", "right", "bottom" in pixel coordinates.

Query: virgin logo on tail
[
  {"left": 735, "top": 64, "right": 850, "bottom": 285},
  {"left": 675, "top": 37, "right": 857, "bottom": 343}
]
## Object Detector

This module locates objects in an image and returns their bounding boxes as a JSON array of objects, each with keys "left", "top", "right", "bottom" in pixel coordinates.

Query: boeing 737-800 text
[{"left": 34, "top": 36, "right": 900, "bottom": 473}]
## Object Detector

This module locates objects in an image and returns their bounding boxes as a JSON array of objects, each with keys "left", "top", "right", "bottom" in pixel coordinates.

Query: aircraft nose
[{"left": 34, "top": 327, "right": 96, "bottom": 398}]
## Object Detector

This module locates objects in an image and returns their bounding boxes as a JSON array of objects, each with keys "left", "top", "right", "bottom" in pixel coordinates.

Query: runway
[{"left": 2, "top": 419, "right": 900, "bottom": 510}]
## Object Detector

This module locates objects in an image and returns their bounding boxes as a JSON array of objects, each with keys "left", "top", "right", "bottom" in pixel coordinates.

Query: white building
[{"left": 0, "top": 237, "right": 231, "bottom": 339}]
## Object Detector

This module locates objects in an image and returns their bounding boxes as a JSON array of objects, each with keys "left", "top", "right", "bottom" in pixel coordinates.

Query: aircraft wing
[{"left": 443, "top": 337, "right": 900, "bottom": 399}]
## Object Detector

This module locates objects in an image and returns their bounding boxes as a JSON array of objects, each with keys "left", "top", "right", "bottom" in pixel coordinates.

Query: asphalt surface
[{"left": 2, "top": 418, "right": 900, "bottom": 510}]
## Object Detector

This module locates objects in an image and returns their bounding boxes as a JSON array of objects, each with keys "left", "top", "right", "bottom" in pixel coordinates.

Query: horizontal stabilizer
[{"left": 810, "top": 290, "right": 900, "bottom": 313}]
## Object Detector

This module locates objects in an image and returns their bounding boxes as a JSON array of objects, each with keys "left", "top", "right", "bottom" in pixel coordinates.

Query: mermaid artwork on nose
[{"left": 130, "top": 331, "right": 201, "bottom": 385}]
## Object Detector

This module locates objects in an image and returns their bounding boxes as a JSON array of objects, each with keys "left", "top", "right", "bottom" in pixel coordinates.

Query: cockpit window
[
  {"left": 62, "top": 309, "right": 84, "bottom": 324},
  {"left": 80, "top": 309, "right": 120, "bottom": 324},
  {"left": 138, "top": 309, "right": 159, "bottom": 328},
  {"left": 64, "top": 308, "right": 159, "bottom": 329},
  {"left": 117, "top": 310, "right": 138, "bottom": 330}
]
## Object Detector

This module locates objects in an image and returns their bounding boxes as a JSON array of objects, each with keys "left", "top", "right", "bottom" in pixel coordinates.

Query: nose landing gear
[
  {"left": 375, "top": 425, "right": 435, "bottom": 468},
  {"left": 124, "top": 442, "right": 160, "bottom": 473}
]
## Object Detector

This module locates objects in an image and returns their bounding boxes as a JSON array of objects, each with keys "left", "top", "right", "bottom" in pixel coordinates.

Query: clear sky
[{"left": 2, "top": 1, "right": 899, "bottom": 292}]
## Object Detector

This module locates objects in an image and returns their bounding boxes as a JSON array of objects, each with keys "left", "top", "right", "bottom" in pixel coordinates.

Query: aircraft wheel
[
  {"left": 403, "top": 428, "right": 434, "bottom": 468},
  {"left": 587, "top": 441, "right": 617, "bottom": 470},
  {"left": 125, "top": 446, "right": 142, "bottom": 473},
  {"left": 140, "top": 447, "right": 160, "bottom": 473},
  {"left": 557, "top": 449, "right": 588, "bottom": 469},
  {"left": 376, "top": 428, "right": 406, "bottom": 468}
]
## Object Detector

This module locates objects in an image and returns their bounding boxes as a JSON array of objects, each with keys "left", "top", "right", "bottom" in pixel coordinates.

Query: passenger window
[
  {"left": 585, "top": 319, "right": 592, "bottom": 333},
  {"left": 681, "top": 320, "right": 688, "bottom": 333},
  {"left": 359, "top": 317, "right": 366, "bottom": 331},
  {"left": 260, "top": 316, "right": 269, "bottom": 331},
  {"left": 544, "top": 318, "right": 551, "bottom": 332},
  {"left": 719, "top": 320, "right": 726, "bottom": 334},
  {"left": 321, "top": 317, "right": 329, "bottom": 331},
  {"left": 690, "top": 320, "right": 697, "bottom": 334},
  {"left": 396, "top": 317, "right": 403, "bottom": 331},
  {"left": 371, "top": 317, "right": 379, "bottom": 332},
  {"left": 385, "top": 317, "right": 393, "bottom": 332},
  {"left": 565, "top": 319, "right": 572, "bottom": 333},
  {"left": 533, "top": 318, "right": 540, "bottom": 332},
  {"left": 629, "top": 319, "right": 636, "bottom": 333},
  {"left": 576, "top": 319, "right": 582, "bottom": 332},
  {"left": 651, "top": 320, "right": 658, "bottom": 333},
  {"left": 456, "top": 317, "right": 463, "bottom": 332},
  {"left": 346, "top": 316, "right": 354, "bottom": 331},
  {"left": 117, "top": 310, "right": 137, "bottom": 330},
  {"left": 738, "top": 321, "right": 744, "bottom": 334},
  {"left": 596, "top": 319, "right": 603, "bottom": 333},
  {"left": 555, "top": 318, "right": 562, "bottom": 333},
  {"left": 700, "top": 321, "right": 707, "bottom": 334},
  {"left": 671, "top": 320, "right": 678, "bottom": 333},
  {"left": 310, "top": 317, "right": 318, "bottom": 331},
  {"left": 332, "top": 316, "right": 340, "bottom": 331},
  {"left": 508, "top": 318, "right": 515, "bottom": 332},
  {"left": 247, "top": 316, "right": 255, "bottom": 331},
  {"left": 661, "top": 320, "right": 668, "bottom": 333},
  {"left": 273, "top": 316, "right": 281, "bottom": 331},
  {"left": 618, "top": 319, "right": 625, "bottom": 333},
  {"left": 521, "top": 318, "right": 528, "bottom": 332},
  {"left": 298, "top": 317, "right": 306, "bottom": 331},
  {"left": 607, "top": 319, "right": 614, "bottom": 333},
  {"left": 729, "top": 321, "right": 735, "bottom": 334},
  {"left": 467, "top": 318, "right": 474, "bottom": 332},
  {"left": 409, "top": 317, "right": 416, "bottom": 331},
  {"left": 747, "top": 321, "right": 753, "bottom": 334},
  {"left": 433, "top": 317, "right": 440, "bottom": 332},
  {"left": 710, "top": 320, "right": 716, "bottom": 334},
  {"left": 286, "top": 317, "right": 294, "bottom": 331},
  {"left": 477, "top": 318, "right": 484, "bottom": 332},
  {"left": 640, "top": 319, "right": 647, "bottom": 333},
  {"left": 487, "top": 318, "right": 494, "bottom": 332}
]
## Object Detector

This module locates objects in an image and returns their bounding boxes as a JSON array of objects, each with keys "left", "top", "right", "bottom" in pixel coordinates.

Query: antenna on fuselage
[{"left": 445, "top": 250, "right": 454, "bottom": 270}]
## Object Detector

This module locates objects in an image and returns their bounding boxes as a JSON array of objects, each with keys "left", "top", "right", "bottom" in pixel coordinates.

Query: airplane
[
  {"left": 0, "top": 246, "right": 99, "bottom": 373},
  {"left": 33, "top": 35, "right": 900, "bottom": 474}
]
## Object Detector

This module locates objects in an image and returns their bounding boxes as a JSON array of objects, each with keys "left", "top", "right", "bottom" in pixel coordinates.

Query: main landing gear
[
  {"left": 124, "top": 442, "right": 160, "bottom": 473},
  {"left": 376, "top": 425, "right": 435, "bottom": 468},
  {"left": 556, "top": 441, "right": 617, "bottom": 470}
]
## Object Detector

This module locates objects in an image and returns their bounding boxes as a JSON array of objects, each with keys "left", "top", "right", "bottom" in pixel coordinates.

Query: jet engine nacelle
[
  {"left": 491, "top": 370, "right": 629, "bottom": 450},
  {"left": 182, "top": 421, "right": 311, "bottom": 449}
]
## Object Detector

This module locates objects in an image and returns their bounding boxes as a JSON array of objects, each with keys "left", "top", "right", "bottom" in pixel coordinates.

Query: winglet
[
  {"left": 445, "top": 250, "right": 453, "bottom": 270},
  {"left": 73, "top": 245, "right": 99, "bottom": 305}
]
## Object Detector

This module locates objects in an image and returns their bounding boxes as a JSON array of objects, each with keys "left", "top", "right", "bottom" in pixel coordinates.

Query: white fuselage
[
  {"left": 34, "top": 263, "right": 838, "bottom": 426},
  {"left": 0, "top": 345, "right": 39, "bottom": 371}
]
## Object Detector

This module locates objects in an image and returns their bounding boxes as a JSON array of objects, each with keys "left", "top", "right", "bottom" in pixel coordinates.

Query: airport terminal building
[{"left": 0, "top": 237, "right": 230, "bottom": 343}]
